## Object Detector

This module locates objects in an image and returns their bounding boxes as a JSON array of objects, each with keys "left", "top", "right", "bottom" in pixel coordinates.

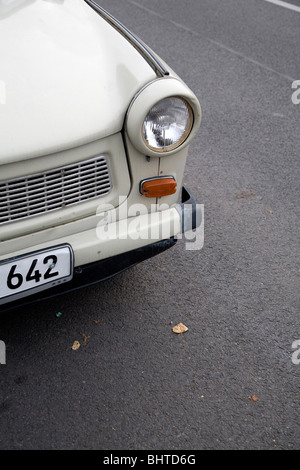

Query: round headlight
[
  {"left": 142, "top": 97, "right": 193, "bottom": 152},
  {"left": 126, "top": 77, "right": 201, "bottom": 157}
]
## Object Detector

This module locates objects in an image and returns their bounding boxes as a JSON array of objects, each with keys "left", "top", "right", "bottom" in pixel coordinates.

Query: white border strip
[{"left": 262, "top": 0, "right": 300, "bottom": 12}]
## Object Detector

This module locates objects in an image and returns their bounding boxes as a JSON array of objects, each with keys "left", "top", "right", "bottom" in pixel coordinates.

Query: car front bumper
[{"left": 1, "top": 187, "right": 200, "bottom": 312}]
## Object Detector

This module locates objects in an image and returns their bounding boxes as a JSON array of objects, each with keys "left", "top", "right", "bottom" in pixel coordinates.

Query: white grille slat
[
  {"left": 0, "top": 156, "right": 112, "bottom": 224},
  {"left": 0, "top": 175, "right": 111, "bottom": 200},
  {"left": 0, "top": 165, "right": 109, "bottom": 191},
  {"left": 1, "top": 182, "right": 112, "bottom": 212}
]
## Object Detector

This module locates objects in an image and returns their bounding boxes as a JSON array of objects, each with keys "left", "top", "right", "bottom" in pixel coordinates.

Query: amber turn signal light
[{"left": 140, "top": 177, "right": 177, "bottom": 198}]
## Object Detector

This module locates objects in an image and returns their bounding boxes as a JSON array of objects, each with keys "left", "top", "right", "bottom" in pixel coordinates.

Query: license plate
[{"left": 0, "top": 245, "right": 74, "bottom": 305}]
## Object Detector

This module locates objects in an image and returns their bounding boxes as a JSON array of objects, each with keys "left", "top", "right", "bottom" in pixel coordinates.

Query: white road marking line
[
  {"left": 129, "top": 0, "right": 296, "bottom": 82},
  {"left": 262, "top": 0, "right": 300, "bottom": 12}
]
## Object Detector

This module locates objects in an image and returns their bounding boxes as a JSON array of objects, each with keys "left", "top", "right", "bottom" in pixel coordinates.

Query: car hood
[{"left": 0, "top": 0, "right": 156, "bottom": 163}]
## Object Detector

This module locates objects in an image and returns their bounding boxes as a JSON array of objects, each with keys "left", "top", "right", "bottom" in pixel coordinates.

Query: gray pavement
[{"left": 0, "top": 0, "right": 299, "bottom": 450}]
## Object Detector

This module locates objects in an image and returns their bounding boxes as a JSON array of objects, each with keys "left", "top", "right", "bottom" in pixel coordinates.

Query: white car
[{"left": 0, "top": 0, "right": 201, "bottom": 310}]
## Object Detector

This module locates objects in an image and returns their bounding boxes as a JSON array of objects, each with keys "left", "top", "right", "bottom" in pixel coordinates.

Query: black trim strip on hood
[{"left": 84, "top": 0, "right": 169, "bottom": 77}]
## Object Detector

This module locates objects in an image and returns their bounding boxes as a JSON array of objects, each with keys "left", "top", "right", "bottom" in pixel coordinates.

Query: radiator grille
[{"left": 0, "top": 156, "right": 112, "bottom": 225}]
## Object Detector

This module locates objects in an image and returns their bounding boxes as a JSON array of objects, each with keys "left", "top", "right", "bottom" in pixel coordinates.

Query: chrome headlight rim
[{"left": 125, "top": 77, "right": 201, "bottom": 158}]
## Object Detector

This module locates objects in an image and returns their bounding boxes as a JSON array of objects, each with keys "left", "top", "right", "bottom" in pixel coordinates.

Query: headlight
[
  {"left": 126, "top": 77, "right": 201, "bottom": 157},
  {"left": 143, "top": 97, "right": 193, "bottom": 152}
]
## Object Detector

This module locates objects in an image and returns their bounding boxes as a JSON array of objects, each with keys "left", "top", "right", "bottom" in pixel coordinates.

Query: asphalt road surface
[{"left": 1, "top": 0, "right": 299, "bottom": 451}]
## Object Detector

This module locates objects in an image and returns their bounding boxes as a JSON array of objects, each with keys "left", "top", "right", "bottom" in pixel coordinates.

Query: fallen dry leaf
[
  {"left": 248, "top": 395, "right": 259, "bottom": 402},
  {"left": 235, "top": 190, "right": 254, "bottom": 199},
  {"left": 172, "top": 322, "right": 189, "bottom": 334},
  {"left": 80, "top": 333, "right": 90, "bottom": 346},
  {"left": 71, "top": 340, "right": 80, "bottom": 351}
]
